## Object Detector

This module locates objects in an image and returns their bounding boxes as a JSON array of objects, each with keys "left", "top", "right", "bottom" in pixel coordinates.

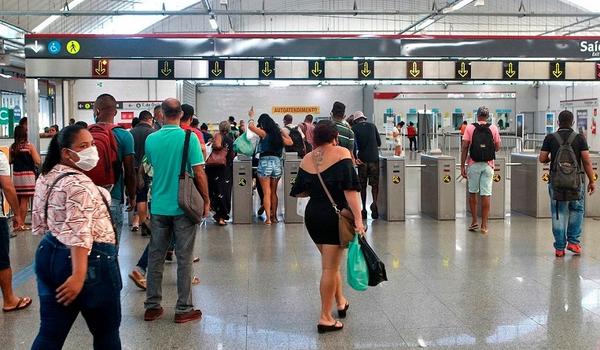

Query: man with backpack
[
  {"left": 352, "top": 111, "right": 382, "bottom": 219},
  {"left": 88, "top": 94, "right": 136, "bottom": 244},
  {"left": 282, "top": 114, "right": 310, "bottom": 158},
  {"left": 539, "top": 110, "right": 596, "bottom": 257},
  {"left": 460, "top": 106, "right": 501, "bottom": 234},
  {"left": 298, "top": 114, "right": 315, "bottom": 149}
]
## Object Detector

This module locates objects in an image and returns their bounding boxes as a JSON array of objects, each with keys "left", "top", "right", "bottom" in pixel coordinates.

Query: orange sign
[
  {"left": 272, "top": 106, "right": 320, "bottom": 115},
  {"left": 92, "top": 59, "right": 109, "bottom": 77}
]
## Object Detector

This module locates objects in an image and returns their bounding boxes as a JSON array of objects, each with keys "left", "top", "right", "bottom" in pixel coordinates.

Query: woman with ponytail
[{"left": 31, "top": 125, "right": 122, "bottom": 349}]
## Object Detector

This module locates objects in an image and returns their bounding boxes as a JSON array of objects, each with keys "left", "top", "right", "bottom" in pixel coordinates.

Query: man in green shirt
[
  {"left": 331, "top": 101, "right": 355, "bottom": 155},
  {"left": 143, "top": 98, "right": 210, "bottom": 324}
]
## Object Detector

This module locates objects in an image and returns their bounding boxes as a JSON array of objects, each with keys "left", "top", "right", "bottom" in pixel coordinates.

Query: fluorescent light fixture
[
  {"left": 414, "top": 18, "right": 435, "bottom": 31},
  {"left": 32, "top": 0, "right": 86, "bottom": 33},
  {"left": 442, "top": 0, "right": 475, "bottom": 13},
  {"left": 561, "top": 0, "right": 600, "bottom": 12},
  {"left": 208, "top": 15, "right": 219, "bottom": 30}
]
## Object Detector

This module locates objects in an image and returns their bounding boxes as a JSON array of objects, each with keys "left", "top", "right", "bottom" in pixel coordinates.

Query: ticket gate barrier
[
  {"left": 420, "top": 154, "right": 456, "bottom": 220},
  {"left": 510, "top": 153, "right": 551, "bottom": 218},
  {"left": 232, "top": 155, "right": 254, "bottom": 224},
  {"left": 466, "top": 158, "right": 506, "bottom": 219},
  {"left": 283, "top": 153, "right": 303, "bottom": 223},
  {"left": 585, "top": 153, "right": 600, "bottom": 218},
  {"left": 377, "top": 156, "right": 405, "bottom": 221}
]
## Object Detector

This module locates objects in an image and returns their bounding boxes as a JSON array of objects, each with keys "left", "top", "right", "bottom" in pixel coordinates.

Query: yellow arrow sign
[
  {"left": 261, "top": 61, "right": 273, "bottom": 77},
  {"left": 95, "top": 59, "right": 107, "bottom": 75},
  {"left": 211, "top": 61, "right": 223, "bottom": 76},
  {"left": 505, "top": 62, "right": 516, "bottom": 78},
  {"left": 311, "top": 61, "right": 322, "bottom": 77},
  {"left": 160, "top": 61, "right": 172, "bottom": 76},
  {"left": 360, "top": 61, "right": 372, "bottom": 77},
  {"left": 552, "top": 62, "right": 563, "bottom": 78},
  {"left": 409, "top": 61, "right": 421, "bottom": 77},
  {"left": 458, "top": 62, "right": 469, "bottom": 78}
]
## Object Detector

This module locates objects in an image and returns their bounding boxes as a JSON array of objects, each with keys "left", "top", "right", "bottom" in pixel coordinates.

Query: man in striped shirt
[{"left": 330, "top": 101, "right": 355, "bottom": 155}]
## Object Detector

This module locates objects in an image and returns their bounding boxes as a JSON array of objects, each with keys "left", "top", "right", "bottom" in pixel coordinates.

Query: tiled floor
[{"left": 3, "top": 153, "right": 600, "bottom": 349}]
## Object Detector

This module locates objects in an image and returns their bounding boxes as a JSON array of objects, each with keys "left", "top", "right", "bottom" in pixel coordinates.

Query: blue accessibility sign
[{"left": 47, "top": 40, "right": 61, "bottom": 55}]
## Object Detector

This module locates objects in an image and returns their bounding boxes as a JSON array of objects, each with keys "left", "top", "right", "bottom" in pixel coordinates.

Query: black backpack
[
  {"left": 550, "top": 132, "right": 582, "bottom": 202},
  {"left": 469, "top": 123, "right": 496, "bottom": 162},
  {"left": 285, "top": 126, "right": 306, "bottom": 158}
]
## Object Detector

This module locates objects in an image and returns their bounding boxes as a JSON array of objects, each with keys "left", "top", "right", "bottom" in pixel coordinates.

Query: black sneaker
[{"left": 370, "top": 203, "right": 379, "bottom": 219}]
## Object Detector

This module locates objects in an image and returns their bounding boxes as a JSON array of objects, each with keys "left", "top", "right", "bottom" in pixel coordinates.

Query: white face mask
[{"left": 69, "top": 146, "right": 99, "bottom": 171}]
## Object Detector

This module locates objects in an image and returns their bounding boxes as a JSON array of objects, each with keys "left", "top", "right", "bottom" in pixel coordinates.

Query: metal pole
[{"left": 26, "top": 78, "right": 41, "bottom": 154}]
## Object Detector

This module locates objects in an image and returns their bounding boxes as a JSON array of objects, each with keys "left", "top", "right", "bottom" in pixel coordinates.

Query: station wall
[{"left": 195, "top": 85, "right": 364, "bottom": 126}]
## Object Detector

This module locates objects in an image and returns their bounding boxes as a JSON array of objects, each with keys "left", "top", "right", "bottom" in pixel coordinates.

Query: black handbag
[{"left": 358, "top": 235, "right": 387, "bottom": 286}]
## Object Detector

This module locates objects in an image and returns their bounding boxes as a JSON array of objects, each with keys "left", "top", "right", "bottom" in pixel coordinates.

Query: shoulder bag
[
  {"left": 178, "top": 130, "right": 205, "bottom": 224},
  {"left": 313, "top": 155, "right": 356, "bottom": 248},
  {"left": 205, "top": 134, "right": 228, "bottom": 167}
]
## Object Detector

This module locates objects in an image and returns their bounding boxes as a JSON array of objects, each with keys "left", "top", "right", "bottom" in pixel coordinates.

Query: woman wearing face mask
[{"left": 31, "top": 125, "right": 122, "bottom": 349}]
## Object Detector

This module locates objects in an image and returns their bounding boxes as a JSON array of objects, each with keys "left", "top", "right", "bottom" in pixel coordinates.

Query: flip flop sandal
[
  {"left": 128, "top": 273, "right": 147, "bottom": 291},
  {"left": 131, "top": 226, "right": 140, "bottom": 232},
  {"left": 192, "top": 276, "right": 201, "bottom": 285},
  {"left": 317, "top": 320, "right": 344, "bottom": 333},
  {"left": 3, "top": 297, "right": 32, "bottom": 312},
  {"left": 468, "top": 224, "right": 479, "bottom": 232}
]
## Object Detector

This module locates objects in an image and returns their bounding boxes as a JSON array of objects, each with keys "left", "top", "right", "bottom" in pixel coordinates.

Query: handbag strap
[
  {"left": 312, "top": 152, "right": 340, "bottom": 214},
  {"left": 44, "top": 171, "right": 119, "bottom": 248},
  {"left": 180, "top": 130, "right": 192, "bottom": 179}
]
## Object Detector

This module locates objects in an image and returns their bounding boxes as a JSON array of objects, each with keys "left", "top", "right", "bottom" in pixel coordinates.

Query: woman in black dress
[
  {"left": 206, "top": 121, "right": 235, "bottom": 226},
  {"left": 10, "top": 125, "right": 41, "bottom": 231},
  {"left": 290, "top": 120, "right": 365, "bottom": 333}
]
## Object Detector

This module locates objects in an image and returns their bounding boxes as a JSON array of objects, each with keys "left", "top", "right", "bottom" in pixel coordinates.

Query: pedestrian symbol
[
  {"left": 392, "top": 175, "right": 401, "bottom": 184},
  {"left": 541, "top": 173, "right": 549, "bottom": 183},
  {"left": 239, "top": 178, "right": 247, "bottom": 187},
  {"left": 66, "top": 40, "right": 80, "bottom": 55},
  {"left": 443, "top": 175, "right": 452, "bottom": 184},
  {"left": 47, "top": 40, "right": 61, "bottom": 55},
  {"left": 493, "top": 174, "right": 501, "bottom": 182},
  {"left": 290, "top": 177, "right": 296, "bottom": 185}
]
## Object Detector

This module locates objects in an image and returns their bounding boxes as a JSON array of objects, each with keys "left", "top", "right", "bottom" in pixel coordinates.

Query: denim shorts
[
  {"left": 467, "top": 162, "right": 493, "bottom": 196},
  {"left": 257, "top": 156, "right": 282, "bottom": 178}
]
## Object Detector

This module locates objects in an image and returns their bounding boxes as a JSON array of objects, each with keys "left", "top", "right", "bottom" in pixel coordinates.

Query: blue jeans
[
  {"left": 32, "top": 233, "right": 122, "bottom": 350},
  {"left": 144, "top": 214, "right": 197, "bottom": 314},
  {"left": 549, "top": 185, "right": 585, "bottom": 250},
  {"left": 110, "top": 198, "right": 124, "bottom": 249},
  {"left": 136, "top": 238, "right": 175, "bottom": 274}
]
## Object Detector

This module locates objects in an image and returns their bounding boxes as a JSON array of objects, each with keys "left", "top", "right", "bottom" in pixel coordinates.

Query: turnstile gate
[
  {"left": 421, "top": 154, "right": 456, "bottom": 220},
  {"left": 232, "top": 156, "right": 253, "bottom": 224},
  {"left": 511, "top": 153, "right": 551, "bottom": 218},
  {"left": 466, "top": 158, "right": 506, "bottom": 219},
  {"left": 283, "top": 153, "right": 303, "bottom": 223},
  {"left": 377, "top": 156, "right": 405, "bottom": 221}
]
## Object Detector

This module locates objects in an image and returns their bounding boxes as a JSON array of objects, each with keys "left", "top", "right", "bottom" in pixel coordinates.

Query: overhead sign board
[
  {"left": 158, "top": 60, "right": 174, "bottom": 79},
  {"left": 357, "top": 60, "right": 374, "bottom": 79},
  {"left": 259, "top": 59, "right": 275, "bottom": 79},
  {"left": 502, "top": 61, "right": 518, "bottom": 80},
  {"left": 272, "top": 106, "right": 320, "bottom": 114},
  {"left": 209, "top": 60, "right": 225, "bottom": 79},
  {"left": 308, "top": 60, "right": 325, "bottom": 79},
  {"left": 455, "top": 61, "right": 471, "bottom": 80},
  {"left": 92, "top": 59, "right": 109, "bottom": 78},
  {"left": 78, "top": 101, "right": 124, "bottom": 110},
  {"left": 407, "top": 61, "right": 423, "bottom": 79},
  {"left": 550, "top": 61, "right": 565, "bottom": 80}
]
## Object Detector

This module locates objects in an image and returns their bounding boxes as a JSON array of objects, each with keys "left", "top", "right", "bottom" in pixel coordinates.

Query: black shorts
[
  {"left": 358, "top": 161, "right": 379, "bottom": 187},
  {"left": 136, "top": 176, "right": 150, "bottom": 203},
  {"left": 0, "top": 218, "right": 10, "bottom": 270}
]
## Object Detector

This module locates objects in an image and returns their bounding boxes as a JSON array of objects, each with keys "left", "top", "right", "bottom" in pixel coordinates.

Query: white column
[{"left": 26, "top": 78, "right": 40, "bottom": 154}]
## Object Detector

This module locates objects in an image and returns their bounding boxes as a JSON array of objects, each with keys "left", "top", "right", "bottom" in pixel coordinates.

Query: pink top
[
  {"left": 462, "top": 122, "right": 501, "bottom": 168},
  {"left": 32, "top": 164, "right": 115, "bottom": 250}
]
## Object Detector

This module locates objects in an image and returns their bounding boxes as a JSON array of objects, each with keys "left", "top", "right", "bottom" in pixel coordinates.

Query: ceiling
[{"left": 0, "top": 0, "right": 599, "bottom": 36}]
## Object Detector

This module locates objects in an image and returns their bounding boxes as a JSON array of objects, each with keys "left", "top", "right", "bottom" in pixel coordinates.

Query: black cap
[{"left": 331, "top": 101, "right": 345, "bottom": 117}]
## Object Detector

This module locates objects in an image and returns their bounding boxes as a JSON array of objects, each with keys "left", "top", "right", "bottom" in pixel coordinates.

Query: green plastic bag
[
  {"left": 347, "top": 235, "right": 369, "bottom": 291},
  {"left": 233, "top": 132, "right": 256, "bottom": 157}
]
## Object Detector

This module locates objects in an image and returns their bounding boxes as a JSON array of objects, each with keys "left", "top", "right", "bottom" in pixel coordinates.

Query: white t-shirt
[
  {"left": 0, "top": 152, "right": 11, "bottom": 217},
  {"left": 392, "top": 127, "right": 402, "bottom": 145}
]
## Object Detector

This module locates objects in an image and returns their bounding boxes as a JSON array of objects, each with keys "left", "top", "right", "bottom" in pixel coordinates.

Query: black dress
[
  {"left": 290, "top": 159, "right": 360, "bottom": 245},
  {"left": 206, "top": 134, "right": 235, "bottom": 221}
]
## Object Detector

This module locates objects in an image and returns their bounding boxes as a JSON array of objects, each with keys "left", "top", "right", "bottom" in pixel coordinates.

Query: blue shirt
[
  {"left": 145, "top": 125, "right": 204, "bottom": 216},
  {"left": 110, "top": 127, "right": 135, "bottom": 201}
]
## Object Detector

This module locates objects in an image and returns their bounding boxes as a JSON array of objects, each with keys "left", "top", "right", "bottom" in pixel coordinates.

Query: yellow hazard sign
[
  {"left": 541, "top": 173, "right": 549, "bottom": 183},
  {"left": 392, "top": 175, "right": 401, "bottom": 184},
  {"left": 493, "top": 174, "right": 501, "bottom": 183},
  {"left": 443, "top": 175, "right": 451, "bottom": 184},
  {"left": 66, "top": 40, "right": 80, "bottom": 55}
]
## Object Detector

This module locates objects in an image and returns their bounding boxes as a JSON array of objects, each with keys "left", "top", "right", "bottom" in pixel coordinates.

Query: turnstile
[
  {"left": 377, "top": 156, "right": 405, "bottom": 221},
  {"left": 585, "top": 154, "right": 600, "bottom": 218},
  {"left": 420, "top": 154, "right": 456, "bottom": 220},
  {"left": 283, "top": 153, "right": 303, "bottom": 223},
  {"left": 466, "top": 158, "right": 506, "bottom": 219},
  {"left": 232, "top": 155, "right": 253, "bottom": 224},
  {"left": 511, "top": 153, "right": 551, "bottom": 218}
]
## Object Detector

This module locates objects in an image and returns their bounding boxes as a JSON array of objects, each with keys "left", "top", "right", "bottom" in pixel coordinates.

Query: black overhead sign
[
  {"left": 78, "top": 101, "right": 123, "bottom": 110},
  {"left": 259, "top": 59, "right": 275, "bottom": 79},
  {"left": 550, "top": 61, "right": 565, "bottom": 80},
  {"left": 407, "top": 61, "right": 423, "bottom": 79},
  {"left": 502, "top": 61, "right": 518, "bottom": 80},
  {"left": 455, "top": 61, "right": 471, "bottom": 80},
  {"left": 308, "top": 60, "right": 325, "bottom": 79},
  {"left": 158, "top": 60, "right": 174, "bottom": 79},
  {"left": 358, "top": 60, "right": 374, "bottom": 79},
  {"left": 209, "top": 60, "right": 225, "bottom": 79},
  {"left": 24, "top": 35, "right": 600, "bottom": 59}
]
